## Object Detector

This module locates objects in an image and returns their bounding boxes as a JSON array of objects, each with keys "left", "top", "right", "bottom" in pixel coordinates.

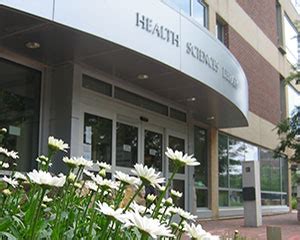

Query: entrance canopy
[{"left": 0, "top": 0, "right": 249, "bottom": 128}]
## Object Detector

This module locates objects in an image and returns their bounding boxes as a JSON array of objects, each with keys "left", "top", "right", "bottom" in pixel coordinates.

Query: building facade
[{"left": 0, "top": 0, "right": 299, "bottom": 219}]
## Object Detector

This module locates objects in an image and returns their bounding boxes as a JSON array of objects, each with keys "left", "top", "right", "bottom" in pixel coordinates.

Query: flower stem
[
  {"left": 123, "top": 183, "right": 144, "bottom": 212},
  {"left": 152, "top": 165, "right": 179, "bottom": 218},
  {"left": 29, "top": 188, "right": 46, "bottom": 239}
]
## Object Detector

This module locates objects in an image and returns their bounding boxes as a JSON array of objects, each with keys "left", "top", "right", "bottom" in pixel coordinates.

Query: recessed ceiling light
[
  {"left": 25, "top": 41, "right": 40, "bottom": 49},
  {"left": 207, "top": 116, "right": 215, "bottom": 121},
  {"left": 137, "top": 74, "right": 149, "bottom": 80},
  {"left": 187, "top": 97, "right": 196, "bottom": 102}
]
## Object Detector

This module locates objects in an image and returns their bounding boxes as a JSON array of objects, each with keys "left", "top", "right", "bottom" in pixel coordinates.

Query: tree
[{"left": 274, "top": 105, "right": 300, "bottom": 163}]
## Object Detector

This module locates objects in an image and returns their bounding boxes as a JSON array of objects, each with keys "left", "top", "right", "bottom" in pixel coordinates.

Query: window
[
  {"left": 170, "top": 108, "right": 187, "bottom": 122},
  {"left": 287, "top": 85, "right": 300, "bottom": 116},
  {"left": 83, "top": 113, "right": 112, "bottom": 164},
  {"left": 216, "top": 16, "right": 228, "bottom": 46},
  {"left": 218, "top": 133, "right": 288, "bottom": 207},
  {"left": 276, "top": 1, "right": 284, "bottom": 47},
  {"left": 284, "top": 15, "right": 298, "bottom": 65},
  {"left": 164, "top": 0, "right": 208, "bottom": 28},
  {"left": 116, "top": 122, "right": 138, "bottom": 168},
  {"left": 164, "top": 0, "right": 190, "bottom": 15},
  {"left": 192, "top": 0, "right": 208, "bottom": 28},
  {"left": 260, "top": 148, "right": 288, "bottom": 206},
  {"left": 82, "top": 74, "right": 112, "bottom": 97},
  {"left": 0, "top": 58, "right": 41, "bottom": 172},
  {"left": 290, "top": 0, "right": 300, "bottom": 14},
  {"left": 114, "top": 87, "right": 168, "bottom": 116},
  {"left": 194, "top": 126, "right": 208, "bottom": 207}
]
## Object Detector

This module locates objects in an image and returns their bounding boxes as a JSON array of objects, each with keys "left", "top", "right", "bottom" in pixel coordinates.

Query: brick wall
[
  {"left": 228, "top": 27, "right": 281, "bottom": 125},
  {"left": 236, "top": 0, "right": 278, "bottom": 45}
]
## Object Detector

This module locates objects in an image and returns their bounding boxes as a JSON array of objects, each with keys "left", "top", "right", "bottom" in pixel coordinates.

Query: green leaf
[
  {"left": 0, "top": 217, "right": 11, "bottom": 231},
  {"left": 0, "top": 231, "right": 17, "bottom": 240}
]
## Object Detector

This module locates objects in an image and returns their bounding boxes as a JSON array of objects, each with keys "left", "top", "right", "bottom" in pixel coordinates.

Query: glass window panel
[
  {"left": 164, "top": 0, "right": 190, "bottom": 15},
  {"left": 192, "top": 0, "right": 207, "bottom": 27},
  {"left": 0, "top": 58, "right": 41, "bottom": 172},
  {"left": 170, "top": 108, "right": 187, "bottom": 122},
  {"left": 194, "top": 127, "right": 207, "bottom": 188},
  {"left": 168, "top": 135, "right": 185, "bottom": 173},
  {"left": 261, "top": 193, "right": 283, "bottom": 206},
  {"left": 172, "top": 179, "right": 185, "bottom": 209},
  {"left": 218, "top": 134, "right": 228, "bottom": 188},
  {"left": 144, "top": 130, "right": 163, "bottom": 171},
  {"left": 260, "top": 148, "right": 281, "bottom": 192},
  {"left": 281, "top": 157, "right": 288, "bottom": 193},
  {"left": 284, "top": 15, "right": 298, "bottom": 65},
  {"left": 219, "top": 191, "right": 229, "bottom": 207},
  {"left": 245, "top": 143, "right": 258, "bottom": 161},
  {"left": 84, "top": 113, "right": 112, "bottom": 164},
  {"left": 116, "top": 122, "right": 138, "bottom": 168},
  {"left": 115, "top": 87, "right": 168, "bottom": 116},
  {"left": 82, "top": 74, "right": 112, "bottom": 96},
  {"left": 196, "top": 189, "right": 208, "bottom": 208},
  {"left": 228, "top": 139, "right": 245, "bottom": 189},
  {"left": 229, "top": 191, "right": 243, "bottom": 207}
]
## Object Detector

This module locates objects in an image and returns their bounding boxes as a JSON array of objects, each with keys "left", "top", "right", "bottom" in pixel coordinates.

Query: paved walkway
[{"left": 198, "top": 212, "right": 300, "bottom": 240}]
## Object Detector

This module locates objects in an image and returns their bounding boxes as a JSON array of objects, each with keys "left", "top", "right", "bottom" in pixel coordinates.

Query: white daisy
[
  {"left": 129, "top": 201, "right": 147, "bottom": 214},
  {"left": 1, "top": 176, "right": 18, "bottom": 188},
  {"left": 96, "top": 202, "right": 125, "bottom": 222},
  {"left": 92, "top": 174, "right": 119, "bottom": 190},
  {"left": 83, "top": 169, "right": 95, "bottom": 178},
  {"left": 131, "top": 164, "right": 165, "bottom": 187},
  {"left": 169, "top": 207, "right": 197, "bottom": 221},
  {"left": 27, "top": 170, "right": 66, "bottom": 187},
  {"left": 170, "top": 189, "right": 183, "bottom": 198},
  {"left": 14, "top": 172, "right": 27, "bottom": 181},
  {"left": 96, "top": 161, "right": 111, "bottom": 170},
  {"left": 124, "top": 210, "right": 174, "bottom": 239},
  {"left": 114, "top": 171, "right": 141, "bottom": 186},
  {"left": 67, "top": 172, "right": 76, "bottom": 182},
  {"left": 146, "top": 194, "right": 157, "bottom": 203},
  {"left": 184, "top": 222, "right": 219, "bottom": 240},
  {"left": 2, "top": 163, "right": 9, "bottom": 169},
  {"left": 48, "top": 136, "right": 69, "bottom": 152},
  {"left": 63, "top": 156, "right": 93, "bottom": 168},
  {"left": 0, "top": 147, "right": 19, "bottom": 159},
  {"left": 165, "top": 147, "right": 200, "bottom": 166},
  {"left": 43, "top": 195, "right": 53, "bottom": 203},
  {"left": 85, "top": 180, "right": 98, "bottom": 192}
]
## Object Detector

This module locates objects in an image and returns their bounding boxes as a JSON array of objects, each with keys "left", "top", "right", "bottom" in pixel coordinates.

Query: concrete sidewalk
[{"left": 199, "top": 212, "right": 300, "bottom": 240}]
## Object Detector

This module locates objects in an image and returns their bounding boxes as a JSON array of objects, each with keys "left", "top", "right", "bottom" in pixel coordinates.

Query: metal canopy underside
[{"left": 0, "top": 6, "right": 248, "bottom": 128}]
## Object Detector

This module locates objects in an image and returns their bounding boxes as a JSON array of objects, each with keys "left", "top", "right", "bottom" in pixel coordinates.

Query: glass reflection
[
  {"left": 228, "top": 139, "right": 245, "bottom": 189},
  {"left": 0, "top": 58, "right": 41, "bottom": 172},
  {"left": 84, "top": 113, "right": 112, "bottom": 164},
  {"left": 144, "top": 130, "right": 162, "bottom": 171},
  {"left": 172, "top": 179, "right": 185, "bottom": 208},
  {"left": 164, "top": 0, "right": 190, "bottom": 15},
  {"left": 194, "top": 127, "right": 207, "bottom": 188},
  {"left": 192, "top": 0, "right": 207, "bottom": 26},
  {"left": 116, "top": 122, "right": 138, "bottom": 168},
  {"left": 218, "top": 134, "right": 228, "bottom": 188}
]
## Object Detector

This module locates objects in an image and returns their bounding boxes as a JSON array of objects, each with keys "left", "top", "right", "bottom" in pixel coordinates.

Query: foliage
[
  {"left": 291, "top": 197, "right": 298, "bottom": 210},
  {"left": 274, "top": 106, "right": 300, "bottom": 163},
  {"left": 0, "top": 130, "right": 219, "bottom": 239}
]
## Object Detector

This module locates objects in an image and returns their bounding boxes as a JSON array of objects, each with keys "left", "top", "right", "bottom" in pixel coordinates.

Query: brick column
[{"left": 209, "top": 128, "right": 219, "bottom": 219}]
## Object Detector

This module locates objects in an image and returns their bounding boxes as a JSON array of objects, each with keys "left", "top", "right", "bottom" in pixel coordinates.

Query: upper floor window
[
  {"left": 276, "top": 1, "right": 284, "bottom": 47},
  {"left": 284, "top": 15, "right": 299, "bottom": 65},
  {"left": 164, "top": 0, "right": 190, "bottom": 15},
  {"left": 216, "top": 16, "right": 228, "bottom": 46},
  {"left": 164, "top": 0, "right": 208, "bottom": 28},
  {"left": 191, "top": 0, "right": 208, "bottom": 28},
  {"left": 290, "top": 0, "right": 300, "bottom": 14}
]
